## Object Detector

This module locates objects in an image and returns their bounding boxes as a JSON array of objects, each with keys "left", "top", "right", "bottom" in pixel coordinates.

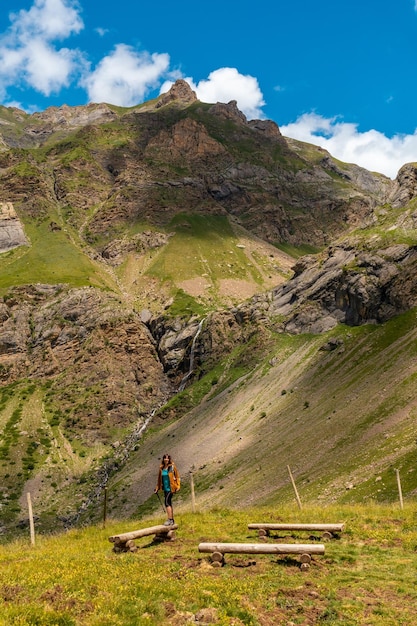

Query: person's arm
[{"left": 154, "top": 468, "right": 162, "bottom": 492}]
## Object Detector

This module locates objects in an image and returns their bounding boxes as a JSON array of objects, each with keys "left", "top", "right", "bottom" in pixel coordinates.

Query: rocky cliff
[{"left": 0, "top": 202, "right": 28, "bottom": 252}]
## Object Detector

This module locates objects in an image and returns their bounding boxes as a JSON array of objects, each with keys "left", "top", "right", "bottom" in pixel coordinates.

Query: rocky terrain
[
  {"left": 0, "top": 81, "right": 417, "bottom": 537},
  {"left": 0, "top": 202, "right": 28, "bottom": 252}
]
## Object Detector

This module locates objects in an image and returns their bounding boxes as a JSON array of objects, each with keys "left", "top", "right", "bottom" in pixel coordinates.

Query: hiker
[{"left": 154, "top": 454, "right": 180, "bottom": 526}]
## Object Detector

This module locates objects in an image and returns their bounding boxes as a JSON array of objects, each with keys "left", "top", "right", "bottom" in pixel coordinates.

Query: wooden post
[
  {"left": 190, "top": 472, "right": 196, "bottom": 513},
  {"left": 395, "top": 469, "right": 404, "bottom": 510},
  {"left": 287, "top": 465, "right": 302, "bottom": 510},
  {"left": 103, "top": 487, "right": 108, "bottom": 528},
  {"left": 27, "top": 492, "right": 35, "bottom": 546}
]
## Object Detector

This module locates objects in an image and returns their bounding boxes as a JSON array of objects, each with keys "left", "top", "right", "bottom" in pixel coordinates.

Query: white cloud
[
  {"left": 4, "top": 3, "right": 410, "bottom": 183},
  {"left": 10, "top": 0, "right": 83, "bottom": 40},
  {"left": 25, "top": 38, "right": 84, "bottom": 95},
  {"left": 0, "top": 0, "right": 85, "bottom": 97},
  {"left": 0, "top": 2, "right": 265, "bottom": 117},
  {"left": 161, "top": 67, "right": 265, "bottom": 120},
  {"left": 82, "top": 45, "right": 170, "bottom": 106},
  {"left": 281, "top": 113, "right": 417, "bottom": 179},
  {"left": 95, "top": 27, "right": 109, "bottom": 37}
]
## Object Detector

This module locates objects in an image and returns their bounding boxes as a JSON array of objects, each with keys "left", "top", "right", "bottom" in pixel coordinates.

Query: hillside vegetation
[{"left": 108, "top": 310, "right": 417, "bottom": 523}]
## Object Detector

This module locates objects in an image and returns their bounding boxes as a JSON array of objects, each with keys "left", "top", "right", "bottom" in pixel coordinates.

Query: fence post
[
  {"left": 190, "top": 472, "right": 196, "bottom": 513},
  {"left": 103, "top": 487, "right": 108, "bottom": 528},
  {"left": 395, "top": 469, "right": 404, "bottom": 510},
  {"left": 27, "top": 492, "right": 35, "bottom": 546},
  {"left": 287, "top": 465, "right": 303, "bottom": 510}
]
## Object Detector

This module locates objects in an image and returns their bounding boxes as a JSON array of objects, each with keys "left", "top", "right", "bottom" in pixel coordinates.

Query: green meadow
[
  {"left": 0, "top": 220, "right": 115, "bottom": 293},
  {"left": 1, "top": 503, "right": 416, "bottom": 625}
]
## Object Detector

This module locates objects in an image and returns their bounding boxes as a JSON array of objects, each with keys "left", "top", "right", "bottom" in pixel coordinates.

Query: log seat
[
  {"left": 248, "top": 522, "right": 345, "bottom": 540},
  {"left": 198, "top": 541, "right": 325, "bottom": 569},
  {"left": 109, "top": 524, "right": 178, "bottom": 552}
]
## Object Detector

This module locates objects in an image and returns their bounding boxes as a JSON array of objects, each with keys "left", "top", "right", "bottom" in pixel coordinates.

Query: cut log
[
  {"left": 198, "top": 542, "right": 325, "bottom": 556},
  {"left": 299, "top": 553, "right": 312, "bottom": 564},
  {"left": 248, "top": 523, "right": 344, "bottom": 533},
  {"left": 109, "top": 524, "right": 178, "bottom": 545},
  {"left": 321, "top": 531, "right": 333, "bottom": 541},
  {"left": 125, "top": 539, "right": 137, "bottom": 553},
  {"left": 155, "top": 529, "right": 176, "bottom": 541}
]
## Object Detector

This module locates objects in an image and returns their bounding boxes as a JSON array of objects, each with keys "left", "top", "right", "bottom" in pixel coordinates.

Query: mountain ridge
[{"left": 0, "top": 80, "right": 417, "bottom": 538}]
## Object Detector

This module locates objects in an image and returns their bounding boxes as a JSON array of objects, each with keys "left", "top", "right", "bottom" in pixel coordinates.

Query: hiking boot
[{"left": 164, "top": 519, "right": 174, "bottom": 526}]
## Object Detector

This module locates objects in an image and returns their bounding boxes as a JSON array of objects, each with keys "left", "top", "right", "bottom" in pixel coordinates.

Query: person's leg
[{"left": 164, "top": 491, "right": 174, "bottom": 524}]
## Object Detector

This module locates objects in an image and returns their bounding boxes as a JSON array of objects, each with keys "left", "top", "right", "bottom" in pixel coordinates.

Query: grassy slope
[
  {"left": 1, "top": 203, "right": 417, "bottom": 535},
  {"left": 3, "top": 306, "right": 415, "bottom": 532},
  {"left": 0, "top": 219, "right": 117, "bottom": 293},
  {"left": 104, "top": 310, "right": 417, "bottom": 523},
  {"left": 1, "top": 504, "right": 416, "bottom": 625},
  {"left": 115, "top": 213, "right": 294, "bottom": 314}
]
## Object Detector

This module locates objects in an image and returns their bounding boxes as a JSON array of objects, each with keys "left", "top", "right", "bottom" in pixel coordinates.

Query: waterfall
[
  {"left": 65, "top": 404, "right": 166, "bottom": 528},
  {"left": 178, "top": 318, "right": 205, "bottom": 391}
]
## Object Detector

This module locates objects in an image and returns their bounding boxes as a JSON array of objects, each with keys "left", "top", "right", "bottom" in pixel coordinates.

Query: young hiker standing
[{"left": 154, "top": 454, "right": 180, "bottom": 526}]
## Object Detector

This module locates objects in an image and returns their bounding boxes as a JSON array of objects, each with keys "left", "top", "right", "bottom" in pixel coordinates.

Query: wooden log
[
  {"left": 321, "top": 531, "right": 333, "bottom": 541},
  {"left": 155, "top": 529, "right": 176, "bottom": 541},
  {"left": 109, "top": 524, "right": 178, "bottom": 545},
  {"left": 198, "top": 542, "right": 325, "bottom": 556},
  {"left": 125, "top": 540, "right": 137, "bottom": 553},
  {"left": 248, "top": 523, "right": 344, "bottom": 533},
  {"left": 211, "top": 551, "right": 224, "bottom": 563},
  {"left": 299, "top": 553, "right": 312, "bottom": 564}
]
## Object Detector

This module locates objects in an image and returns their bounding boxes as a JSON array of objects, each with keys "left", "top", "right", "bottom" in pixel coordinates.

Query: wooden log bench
[
  {"left": 198, "top": 541, "right": 325, "bottom": 570},
  {"left": 248, "top": 523, "right": 344, "bottom": 541},
  {"left": 109, "top": 524, "right": 178, "bottom": 553}
]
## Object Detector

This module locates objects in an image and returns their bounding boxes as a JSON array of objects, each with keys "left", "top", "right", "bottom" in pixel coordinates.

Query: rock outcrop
[
  {"left": 156, "top": 79, "right": 198, "bottom": 108},
  {"left": 230, "top": 242, "right": 417, "bottom": 335},
  {"left": 389, "top": 163, "right": 417, "bottom": 208},
  {"left": 0, "top": 202, "right": 28, "bottom": 252},
  {"left": 0, "top": 285, "right": 173, "bottom": 441}
]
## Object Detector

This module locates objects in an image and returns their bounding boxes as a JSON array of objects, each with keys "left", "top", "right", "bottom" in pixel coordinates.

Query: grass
[
  {"left": 0, "top": 219, "right": 115, "bottom": 293},
  {"left": 274, "top": 241, "right": 321, "bottom": 258},
  {"left": 145, "top": 213, "right": 265, "bottom": 311},
  {"left": 0, "top": 503, "right": 416, "bottom": 625}
]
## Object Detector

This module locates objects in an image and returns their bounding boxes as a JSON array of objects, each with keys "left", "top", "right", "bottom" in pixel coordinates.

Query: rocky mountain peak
[
  {"left": 248, "top": 119, "right": 283, "bottom": 139},
  {"left": 156, "top": 79, "right": 198, "bottom": 109},
  {"left": 29, "top": 102, "right": 116, "bottom": 130},
  {"left": 208, "top": 99, "right": 248, "bottom": 124},
  {"left": 390, "top": 162, "right": 417, "bottom": 208}
]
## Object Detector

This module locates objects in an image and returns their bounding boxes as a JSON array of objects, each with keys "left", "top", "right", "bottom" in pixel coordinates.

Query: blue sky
[{"left": 1, "top": 0, "right": 417, "bottom": 178}]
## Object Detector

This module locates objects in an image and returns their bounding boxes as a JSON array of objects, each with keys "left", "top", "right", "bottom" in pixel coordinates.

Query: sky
[{"left": 1, "top": 1, "right": 417, "bottom": 179}]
